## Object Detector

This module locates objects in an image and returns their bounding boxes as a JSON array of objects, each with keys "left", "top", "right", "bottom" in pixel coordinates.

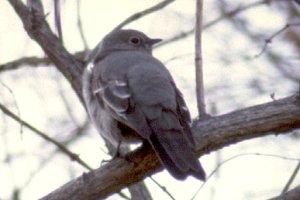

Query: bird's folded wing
[
  {"left": 174, "top": 86, "right": 196, "bottom": 148},
  {"left": 93, "top": 79, "right": 152, "bottom": 139}
]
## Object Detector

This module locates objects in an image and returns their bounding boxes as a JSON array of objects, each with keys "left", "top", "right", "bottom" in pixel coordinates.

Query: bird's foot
[
  {"left": 101, "top": 150, "right": 121, "bottom": 165},
  {"left": 100, "top": 141, "right": 124, "bottom": 165}
]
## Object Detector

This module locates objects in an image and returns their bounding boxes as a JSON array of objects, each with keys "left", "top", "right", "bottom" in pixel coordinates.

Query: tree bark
[
  {"left": 40, "top": 94, "right": 300, "bottom": 200},
  {"left": 8, "top": 0, "right": 84, "bottom": 103}
]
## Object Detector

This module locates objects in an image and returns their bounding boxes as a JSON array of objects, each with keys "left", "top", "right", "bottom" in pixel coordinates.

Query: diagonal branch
[
  {"left": 41, "top": 94, "right": 300, "bottom": 200},
  {"left": 7, "top": 1, "right": 153, "bottom": 199},
  {"left": 281, "top": 161, "right": 300, "bottom": 194},
  {"left": 269, "top": 185, "right": 300, "bottom": 200},
  {"left": 8, "top": 0, "right": 85, "bottom": 103},
  {"left": 2, "top": 0, "right": 269, "bottom": 74},
  {"left": 112, "top": 0, "right": 175, "bottom": 31},
  {"left": 156, "top": 0, "right": 267, "bottom": 48},
  {"left": 0, "top": 102, "right": 92, "bottom": 171}
]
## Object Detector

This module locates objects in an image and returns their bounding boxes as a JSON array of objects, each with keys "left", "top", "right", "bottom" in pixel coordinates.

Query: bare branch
[
  {"left": 76, "top": 0, "right": 88, "bottom": 50},
  {"left": 54, "top": 0, "right": 63, "bottom": 44},
  {"left": 192, "top": 152, "right": 300, "bottom": 199},
  {"left": 0, "top": 102, "right": 92, "bottom": 171},
  {"left": 255, "top": 22, "right": 300, "bottom": 58},
  {"left": 281, "top": 161, "right": 300, "bottom": 194},
  {"left": 149, "top": 177, "right": 175, "bottom": 200},
  {"left": 41, "top": 94, "right": 300, "bottom": 200},
  {"left": 128, "top": 182, "right": 153, "bottom": 200},
  {"left": 112, "top": 0, "right": 175, "bottom": 31},
  {"left": 20, "top": 121, "right": 89, "bottom": 189},
  {"left": 195, "top": 0, "right": 207, "bottom": 117},
  {"left": 0, "top": 51, "right": 86, "bottom": 73},
  {"left": 7, "top": 2, "right": 153, "bottom": 199},
  {"left": 8, "top": 0, "right": 84, "bottom": 103},
  {"left": 0, "top": 56, "right": 52, "bottom": 72},
  {"left": 2, "top": 1, "right": 268, "bottom": 74},
  {"left": 0, "top": 81, "right": 23, "bottom": 134},
  {"left": 6, "top": 1, "right": 300, "bottom": 199},
  {"left": 156, "top": 0, "right": 267, "bottom": 48},
  {"left": 269, "top": 185, "right": 300, "bottom": 200}
]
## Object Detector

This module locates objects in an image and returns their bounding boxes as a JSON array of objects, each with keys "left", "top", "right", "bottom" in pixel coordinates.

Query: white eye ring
[{"left": 129, "top": 37, "right": 141, "bottom": 45}]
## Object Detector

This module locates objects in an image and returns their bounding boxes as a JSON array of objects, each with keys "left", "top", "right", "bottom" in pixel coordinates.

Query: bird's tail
[{"left": 148, "top": 111, "right": 206, "bottom": 181}]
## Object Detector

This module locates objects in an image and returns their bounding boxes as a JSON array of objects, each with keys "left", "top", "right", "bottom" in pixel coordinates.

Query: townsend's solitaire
[{"left": 82, "top": 29, "right": 206, "bottom": 180}]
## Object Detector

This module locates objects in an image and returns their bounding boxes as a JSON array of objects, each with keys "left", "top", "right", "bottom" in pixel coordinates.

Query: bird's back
[{"left": 83, "top": 29, "right": 206, "bottom": 180}]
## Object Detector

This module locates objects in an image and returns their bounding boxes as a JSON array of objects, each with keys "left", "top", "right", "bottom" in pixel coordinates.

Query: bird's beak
[{"left": 148, "top": 38, "right": 162, "bottom": 46}]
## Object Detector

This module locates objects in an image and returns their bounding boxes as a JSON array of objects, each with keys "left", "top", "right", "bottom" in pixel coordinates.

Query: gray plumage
[{"left": 82, "top": 29, "right": 206, "bottom": 180}]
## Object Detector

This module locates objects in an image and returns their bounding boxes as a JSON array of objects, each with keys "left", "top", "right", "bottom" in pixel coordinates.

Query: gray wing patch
[
  {"left": 175, "top": 88, "right": 192, "bottom": 123},
  {"left": 174, "top": 86, "right": 195, "bottom": 148},
  {"left": 94, "top": 80, "right": 130, "bottom": 114},
  {"left": 93, "top": 79, "right": 152, "bottom": 138}
]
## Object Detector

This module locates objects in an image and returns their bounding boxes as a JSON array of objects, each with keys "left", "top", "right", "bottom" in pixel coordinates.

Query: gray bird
[{"left": 82, "top": 29, "right": 206, "bottom": 180}]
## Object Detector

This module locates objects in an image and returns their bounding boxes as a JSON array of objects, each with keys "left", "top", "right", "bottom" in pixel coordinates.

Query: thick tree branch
[
  {"left": 8, "top": 0, "right": 85, "bottom": 103},
  {"left": 41, "top": 94, "right": 300, "bottom": 200},
  {"left": 2, "top": 1, "right": 269, "bottom": 74}
]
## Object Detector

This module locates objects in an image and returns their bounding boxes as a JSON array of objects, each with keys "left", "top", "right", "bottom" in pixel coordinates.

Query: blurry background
[{"left": 1, "top": 0, "right": 300, "bottom": 199}]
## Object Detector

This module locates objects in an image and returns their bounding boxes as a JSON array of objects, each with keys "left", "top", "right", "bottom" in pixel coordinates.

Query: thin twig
[
  {"left": 76, "top": 0, "right": 88, "bottom": 49},
  {"left": 0, "top": 81, "right": 23, "bottom": 134},
  {"left": 281, "top": 161, "right": 300, "bottom": 194},
  {"left": 255, "top": 22, "right": 300, "bottom": 58},
  {"left": 54, "top": 0, "right": 63, "bottom": 44},
  {"left": 0, "top": 102, "right": 92, "bottom": 171},
  {"left": 112, "top": 0, "right": 175, "bottom": 31},
  {"left": 0, "top": 51, "right": 86, "bottom": 73},
  {"left": 21, "top": 121, "right": 89, "bottom": 189},
  {"left": 195, "top": 0, "right": 207, "bottom": 117},
  {"left": 149, "top": 177, "right": 175, "bottom": 200},
  {"left": 0, "top": 56, "right": 51, "bottom": 72},
  {"left": 269, "top": 185, "right": 300, "bottom": 200},
  {"left": 0, "top": 103, "right": 131, "bottom": 199},
  {"left": 8, "top": 0, "right": 85, "bottom": 104},
  {"left": 191, "top": 153, "right": 300, "bottom": 200},
  {"left": 156, "top": 0, "right": 266, "bottom": 48},
  {"left": 37, "top": 94, "right": 300, "bottom": 199},
  {"left": 1, "top": 1, "right": 267, "bottom": 73}
]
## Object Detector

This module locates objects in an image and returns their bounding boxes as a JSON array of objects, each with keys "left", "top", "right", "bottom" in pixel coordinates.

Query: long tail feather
[{"left": 148, "top": 112, "right": 206, "bottom": 180}]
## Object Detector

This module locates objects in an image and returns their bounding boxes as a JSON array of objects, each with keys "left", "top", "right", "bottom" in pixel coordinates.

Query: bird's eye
[{"left": 129, "top": 37, "right": 141, "bottom": 45}]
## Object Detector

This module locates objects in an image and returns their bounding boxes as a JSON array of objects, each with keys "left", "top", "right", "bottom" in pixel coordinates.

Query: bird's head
[{"left": 99, "top": 29, "right": 162, "bottom": 54}]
